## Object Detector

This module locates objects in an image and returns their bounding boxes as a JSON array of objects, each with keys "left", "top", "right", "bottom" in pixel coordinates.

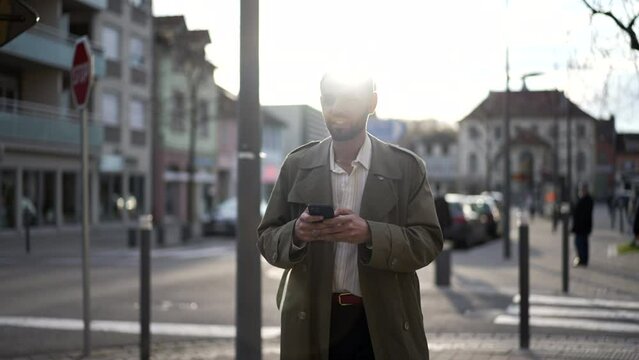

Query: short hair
[{"left": 320, "top": 68, "right": 375, "bottom": 95}]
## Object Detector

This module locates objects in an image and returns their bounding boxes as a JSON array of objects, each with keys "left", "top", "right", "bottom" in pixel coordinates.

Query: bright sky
[{"left": 153, "top": 0, "right": 639, "bottom": 133}]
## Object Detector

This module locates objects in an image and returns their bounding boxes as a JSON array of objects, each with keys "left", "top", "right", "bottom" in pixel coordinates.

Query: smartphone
[{"left": 307, "top": 204, "right": 334, "bottom": 219}]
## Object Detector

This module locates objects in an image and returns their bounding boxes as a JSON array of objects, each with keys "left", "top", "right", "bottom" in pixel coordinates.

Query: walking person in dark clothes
[{"left": 572, "top": 183, "right": 594, "bottom": 267}]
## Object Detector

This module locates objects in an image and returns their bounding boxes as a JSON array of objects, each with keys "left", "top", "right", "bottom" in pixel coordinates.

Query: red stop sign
[{"left": 71, "top": 37, "right": 94, "bottom": 109}]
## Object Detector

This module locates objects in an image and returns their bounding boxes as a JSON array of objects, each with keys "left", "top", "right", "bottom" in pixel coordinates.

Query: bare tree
[{"left": 581, "top": 0, "right": 639, "bottom": 52}]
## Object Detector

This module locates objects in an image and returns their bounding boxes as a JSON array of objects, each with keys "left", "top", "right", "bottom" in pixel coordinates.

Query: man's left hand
[{"left": 319, "top": 208, "right": 371, "bottom": 244}]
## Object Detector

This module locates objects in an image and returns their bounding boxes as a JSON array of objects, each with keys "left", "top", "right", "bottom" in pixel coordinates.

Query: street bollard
[
  {"left": 518, "top": 210, "right": 530, "bottom": 349},
  {"left": 139, "top": 215, "right": 153, "bottom": 360},
  {"left": 435, "top": 241, "right": 452, "bottom": 287},
  {"left": 561, "top": 203, "right": 570, "bottom": 293},
  {"left": 619, "top": 205, "right": 625, "bottom": 234}
]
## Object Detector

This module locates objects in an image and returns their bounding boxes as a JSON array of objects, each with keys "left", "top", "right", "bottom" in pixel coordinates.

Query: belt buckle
[{"left": 338, "top": 292, "right": 352, "bottom": 306}]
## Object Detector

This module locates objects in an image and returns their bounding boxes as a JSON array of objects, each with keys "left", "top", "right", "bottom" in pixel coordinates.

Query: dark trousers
[
  {"left": 329, "top": 301, "right": 374, "bottom": 360},
  {"left": 574, "top": 233, "right": 589, "bottom": 265}
]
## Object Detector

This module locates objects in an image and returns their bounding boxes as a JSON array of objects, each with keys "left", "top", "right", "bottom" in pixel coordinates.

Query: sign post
[{"left": 71, "top": 36, "right": 93, "bottom": 357}]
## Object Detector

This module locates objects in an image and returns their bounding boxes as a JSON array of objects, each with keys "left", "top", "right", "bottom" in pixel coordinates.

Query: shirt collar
[{"left": 330, "top": 135, "right": 372, "bottom": 173}]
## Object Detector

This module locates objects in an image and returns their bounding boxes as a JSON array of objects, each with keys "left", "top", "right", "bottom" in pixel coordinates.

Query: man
[
  {"left": 258, "top": 70, "right": 443, "bottom": 359},
  {"left": 571, "top": 183, "right": 594, "bottom": 267}
]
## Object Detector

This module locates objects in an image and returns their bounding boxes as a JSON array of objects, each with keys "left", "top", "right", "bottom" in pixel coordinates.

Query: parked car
[
  {"left": 467, "top": 195, "right": 501, "bottom": 239},
  {"left": 436, "top": 194, "right": 487, "bottom": 248},
  {"left": 202, "top": 197, "right": 267, "bottom": 236}
]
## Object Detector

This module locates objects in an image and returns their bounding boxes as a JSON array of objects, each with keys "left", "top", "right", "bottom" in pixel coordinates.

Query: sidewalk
[
  {"left": 6, "top": 334, "right": 639, "bottom": 359},
  {"left": 3, "top": 205, "right": 639, "bottom": 359}
]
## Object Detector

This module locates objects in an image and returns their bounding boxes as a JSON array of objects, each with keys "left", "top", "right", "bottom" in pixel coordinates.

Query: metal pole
[
  {"left": 561, "top": 203, "right": 570, "bottom": 293},
  {"left": 237, "top": 0, "right": 262, "bottom": 358},
  {"left": 503, "top": 42, "right": 511, "bottom": 259},
  {"left": 619, "top": 205, "right": 625, "bottom": 233},
  {"left": 518, "top": 212, "right": 529, "bottom": 349},
  {"left": 566, "top": 97, "right": 573, "bottom": 203},
  {"left": 81, "top": 108, "right": 91, "bottom": 356},
  {"left": 139, "top": 215, "right": 152, "bottom": 360}
]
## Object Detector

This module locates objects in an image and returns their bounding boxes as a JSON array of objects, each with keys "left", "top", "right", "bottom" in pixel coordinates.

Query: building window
[
  {"left": 548, "top": 124, "right": 557, "bottom": 138},
  {"left": 128, "top": 175, "right": 145, "bottom": 218},
  {"left": 129, "top": 36, "right": 145, "bottom": 68},
  {"left": 62, "top": 172, "right": 79, "bottom": 224},
  {"left": 129, "top": 99, "right": 145, "bottom": 130},
  {"left": 494, "top": 126, "right": 501, "bottom": 139},
  {"left": 425, "top": 143, "right": 432, "bottom": 155},
  {"left": 172, "top": 91, "right": 185, "bottom": 131},
  {"left": 22, "top": 170, "right": 56, "bottom": 226},
  {"left": 468, "top": 153, "right": 478, "bottom": 173},
  {"left": 102, "top": 92, "right": 120, "bottom": 126},
  {"left": 102, "top": 26, "right": 120, "bottom": 60},
  {"left": 577, "top": 124, "right": 586, "bottom": 139},
  {"left": 468, "top": 126, "right": 480, "bottom": 140},
  {"left": 99, "top": 173, "right": 123, "bottom": 221},
  {"left": 442, "top": 143, "right": 449, "bottom": 156},
  {"left": 199, "top": 100, "right": 209, "bottom": 137},
  {"left": 0, "top": 169, "right": 17, "bottom": 229},
  {"left": 577, "top": 152, "right": 586, "bottom": 174}
]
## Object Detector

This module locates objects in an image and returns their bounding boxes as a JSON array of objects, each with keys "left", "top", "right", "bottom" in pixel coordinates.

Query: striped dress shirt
[{"left": 329, "top": 136, "right": 371, "bottom": 297}]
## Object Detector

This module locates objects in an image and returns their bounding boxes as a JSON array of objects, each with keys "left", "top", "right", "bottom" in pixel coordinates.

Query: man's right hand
[{"left": 294, "top": 208, "right": 327, "bottom": 244}]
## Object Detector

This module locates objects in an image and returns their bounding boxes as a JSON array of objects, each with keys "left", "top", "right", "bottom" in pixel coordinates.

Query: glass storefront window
[
  {"left": 100, "top": 173, "right": 123, "bottom": 221},
  {"left": 42, "top": 171, "right": 56, "bottom": 225},
  {"left": 0, "top": 170, "right": 16, "bottom": 229},
  {"left": 22, "top": 170, "right": 40, "bottom": 227},
  {"left": 62, "top": 172, "right": 79, "bottom": 223},
  {"left": 128, "top": 175, "right": 145, "bottom": 218}
]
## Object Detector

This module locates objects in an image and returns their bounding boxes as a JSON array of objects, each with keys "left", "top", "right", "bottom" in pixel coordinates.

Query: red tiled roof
[{"left": 461, "top": 90, "right": 596, "bottom": 121}]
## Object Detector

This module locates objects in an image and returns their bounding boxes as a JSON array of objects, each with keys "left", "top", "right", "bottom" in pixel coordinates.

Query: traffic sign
[{"left": 71, "top": 37, "right": 93, "bottom": 109}]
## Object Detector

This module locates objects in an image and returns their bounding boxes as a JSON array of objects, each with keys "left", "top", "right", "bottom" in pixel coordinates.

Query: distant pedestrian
[{"left": 571, "top": 183, "right": 594, "bottom": 267}]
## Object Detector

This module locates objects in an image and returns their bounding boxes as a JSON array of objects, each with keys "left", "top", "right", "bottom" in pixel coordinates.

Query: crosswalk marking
[
  {"left": 0, "top": 316, "right": 280, "bottom": 339},
  {"left": 494, "top": 314, "right": 639, "bottom": 333},
  {"left": 505, "top": 304, "right": 639, "bottom": 321},
  {"left": 496, "top": 293, "right": 639, "bottom": 333},
  {"left": 513, "top": 293, "right": 639, "bottom": 310}
]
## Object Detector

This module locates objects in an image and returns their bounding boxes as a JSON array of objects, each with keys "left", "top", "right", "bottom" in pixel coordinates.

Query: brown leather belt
[{"left": 332, "top": 292, "right": 363, "bottom": 306}]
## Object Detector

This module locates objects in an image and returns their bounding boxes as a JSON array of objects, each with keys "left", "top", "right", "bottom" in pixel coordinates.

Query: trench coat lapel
[
  {"left": 360, "top": 136, "right": 401, "bottom": 222},
  {"left": 286, "top": 137, "right": 333, "bottom": 207}
]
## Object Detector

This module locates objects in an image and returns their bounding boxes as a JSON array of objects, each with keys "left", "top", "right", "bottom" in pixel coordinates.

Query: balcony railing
[{"left": 0, "top": 98, "right": 102, "bottom": 148}]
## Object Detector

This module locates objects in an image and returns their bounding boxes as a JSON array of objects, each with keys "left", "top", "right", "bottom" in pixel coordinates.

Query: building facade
[
  {"left": 153, "top": 16, "right": 218, "bottom": 239},
  {"left": 458, "top": 90, "right": 598, "bottom": 211},
  {"left": 400, "top": 120, "right": 458, "bottom": 195},
  {"left": 0, "top": 0, "right": 141, "bottom": 235}
]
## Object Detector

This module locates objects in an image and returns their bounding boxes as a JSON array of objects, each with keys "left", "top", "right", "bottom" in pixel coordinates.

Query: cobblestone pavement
[{"left": 6, "top": 333, "right": 639, "bottom": 360}]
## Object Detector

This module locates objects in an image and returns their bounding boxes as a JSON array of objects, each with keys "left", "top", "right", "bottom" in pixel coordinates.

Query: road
[{"left": 0, "top": 204, "right": 638, "bottom": 358}]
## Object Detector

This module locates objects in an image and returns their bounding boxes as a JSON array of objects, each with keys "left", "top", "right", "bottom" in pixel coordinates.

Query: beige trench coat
[{"left": 258, "top": 134, "right": 443, "bottom": 360}]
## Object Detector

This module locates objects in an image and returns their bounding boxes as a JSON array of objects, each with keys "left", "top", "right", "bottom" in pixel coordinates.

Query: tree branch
[{"left": 582, "top": 0, "right": 639, "bottom": 51}]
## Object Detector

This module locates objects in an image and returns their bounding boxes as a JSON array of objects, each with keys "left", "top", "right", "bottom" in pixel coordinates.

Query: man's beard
[{"left": 326, "top": 116, "right": 368, "bottom": 141}]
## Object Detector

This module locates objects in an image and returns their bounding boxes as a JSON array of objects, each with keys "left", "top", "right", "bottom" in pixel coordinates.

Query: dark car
[
  {"left": 202, "top": 197, "right": 266, "bottom": 236},
  {"left": 435, "top": 194, "right": 487, "bottom": 248}
]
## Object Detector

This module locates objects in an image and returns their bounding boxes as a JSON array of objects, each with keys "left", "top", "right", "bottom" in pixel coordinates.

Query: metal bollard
[
  {"left": 518, "top": 211, "right": 530, "bottom": 349},
  {"left": 139, "top": 215, "right": 153, "bottom": 360},
  {"left": 435, "top": 242, "right": 452, "bottom": 287},
  {"left": 561, "top": 203, "right": 570, "bottom": 293},
  {"left": 619, "top": 206, "right": 625, "bottom": 233}
]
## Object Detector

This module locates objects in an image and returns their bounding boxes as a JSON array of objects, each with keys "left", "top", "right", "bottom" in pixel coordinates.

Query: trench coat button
[
  {"left": 403, "top": 321, "right": 410, "bottom": 331},
  {"left": 391, "top": 258, "right": 398, "bottom": 268},
  {"left": 298, "top": 311, "right": 307, "bottom": 320}
]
